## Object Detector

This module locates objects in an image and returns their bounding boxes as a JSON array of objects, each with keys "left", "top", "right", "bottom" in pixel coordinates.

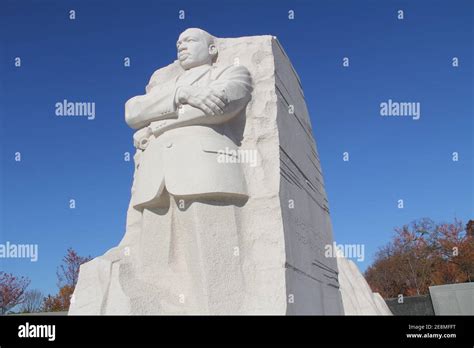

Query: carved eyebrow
[
  {"left": 181, "top": 35, "right": 199, "bottom": 42},
  {"left": 177, "top": 34, "right": 200, "bottom": 47}
]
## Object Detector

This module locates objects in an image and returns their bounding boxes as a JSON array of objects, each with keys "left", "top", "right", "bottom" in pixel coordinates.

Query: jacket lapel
[{"left": 176, "top": 65, "right": 212, "bottom": 88}]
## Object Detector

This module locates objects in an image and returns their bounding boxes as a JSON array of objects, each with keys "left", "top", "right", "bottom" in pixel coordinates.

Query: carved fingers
[
  {"left": 209, "top": 94, "right": 226, "bottom": 110},
  {"left": 199, "top": 98, "right": 222, "bottom": 115},
  {"left": 185, "top": 87, "right": 228, "bottom": 116}
]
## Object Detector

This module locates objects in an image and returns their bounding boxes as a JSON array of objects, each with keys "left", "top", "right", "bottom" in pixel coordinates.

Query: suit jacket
[{"left": 126, "top": 62, "right": 252, "bottom": 211}]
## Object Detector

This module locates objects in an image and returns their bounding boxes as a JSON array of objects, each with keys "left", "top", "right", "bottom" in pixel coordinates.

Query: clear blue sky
[{"left": 0, "top": 0, "right": 472, "bottom": 297}]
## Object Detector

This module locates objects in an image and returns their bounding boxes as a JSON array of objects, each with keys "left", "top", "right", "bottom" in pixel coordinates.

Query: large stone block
[{"left": 70, "top": 30, "right": 344, "bottom": 315}]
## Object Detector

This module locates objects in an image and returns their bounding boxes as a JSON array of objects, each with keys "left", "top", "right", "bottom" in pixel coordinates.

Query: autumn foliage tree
[
  {"left": 365, "top": 218, "right": 474, "bottom": 298},
  {"left": 43, "top": 248, "right": 91, "bottom": 312},
  {"left": 0, "top": 272, "right": 30, "bottom": 314},
  {"left": 42, "top": 285, "right": 75, "bottom": 312},
  {"left": 20, "top": 289, "right": 44, "bottom": 313}
]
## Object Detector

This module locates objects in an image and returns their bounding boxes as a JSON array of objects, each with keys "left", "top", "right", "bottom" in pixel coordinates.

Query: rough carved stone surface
[
  {"left": 337, "top": 256, "right": 392, "bottom": 315},
  {"left": 69, "top": 29, "right": 351, "bottom": 315}
]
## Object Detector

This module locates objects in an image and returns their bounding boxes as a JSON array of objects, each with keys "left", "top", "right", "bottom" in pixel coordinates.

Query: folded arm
[
  {"left": 125, "top": 79, "right": 179, "bottom": 130},
  {"left": 149, "top": 65, "right": 252, "bottom": 136}
]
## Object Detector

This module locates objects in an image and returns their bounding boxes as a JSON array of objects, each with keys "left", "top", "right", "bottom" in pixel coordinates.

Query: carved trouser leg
[
  {"left": 135, "top": 194, "right": 245, "bottom": 314},
  {"left": 174, "top": 197, "right": 245, "bottom": 314},
  {"left": 133, "top": 194, "right": 189, "bottom": 313}
]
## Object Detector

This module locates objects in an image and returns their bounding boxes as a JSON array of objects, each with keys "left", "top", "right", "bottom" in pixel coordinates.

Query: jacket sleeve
[{"left": 125, "top": 78, "right": 179, "bottom": 130}]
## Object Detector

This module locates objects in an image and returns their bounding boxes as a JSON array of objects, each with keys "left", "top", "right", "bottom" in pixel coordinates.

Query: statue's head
[{"left": 177, "top": 28, "right": 217, "bottom": 70}]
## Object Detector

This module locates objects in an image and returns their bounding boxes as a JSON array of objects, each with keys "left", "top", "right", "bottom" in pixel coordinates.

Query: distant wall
[
  {"left": 429, "top": 283, "right": 474, "bottom": 315},
  {"left": 385, "top": 295, "right": 435, "bottom": 316}
]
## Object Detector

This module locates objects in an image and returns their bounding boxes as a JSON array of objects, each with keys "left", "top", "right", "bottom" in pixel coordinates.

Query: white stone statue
[
  {"left": 121, "top": 28, "right": 253, "bottom": 313},
  {"left": 126, "top": 28, "right": 252, "bottom": 211},
  {"left": 70, "top": 28, "right": 254, "bottom": 315},
  {"left": 70, "top": 28, "right": 389, "bottom": 315}
]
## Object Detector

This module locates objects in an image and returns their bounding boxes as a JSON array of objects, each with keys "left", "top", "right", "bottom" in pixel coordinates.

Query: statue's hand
[
  {"left": 177, "top": 86, "right": 227, "bottom": 116},
  {"left": 133, "top": 126, "right": 152, "bottom": 149}
]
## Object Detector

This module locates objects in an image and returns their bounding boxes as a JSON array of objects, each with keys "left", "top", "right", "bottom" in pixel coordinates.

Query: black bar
[{"left": 0, "top": 315, "right": 473, "bottom": 346}]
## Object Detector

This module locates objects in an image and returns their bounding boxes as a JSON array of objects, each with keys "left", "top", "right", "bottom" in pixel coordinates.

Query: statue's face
[{"left": 177, "top": 29, "right": 214, "bottom": 70}]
